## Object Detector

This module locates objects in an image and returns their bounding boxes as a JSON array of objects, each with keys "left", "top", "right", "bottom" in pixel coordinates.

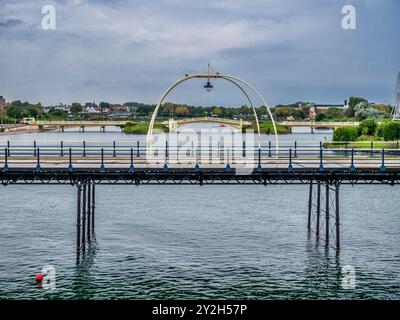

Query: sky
[{"left": 0, "top": 0, "right": 399, "bottom": 107}]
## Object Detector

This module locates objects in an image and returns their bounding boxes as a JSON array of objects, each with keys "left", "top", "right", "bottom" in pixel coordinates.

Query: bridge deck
[
  {"left": 1, "top": 142, "right": 399, "bottom": 184},
  {"left": 278, "top": 121, "right": 361, "bottom": 127},
  {"left": 1, "top": 167, "right": 399, "bottom": 185},
  {"left": 1, "top": 155, "right": 399, "bottom": 168}
]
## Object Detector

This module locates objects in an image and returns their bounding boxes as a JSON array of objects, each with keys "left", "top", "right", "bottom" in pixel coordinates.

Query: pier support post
[
  {"left": 87, "top": 181, "right": 91, "bottom": 241},
  {"left": 81, "top": 182, "right": 87, "bottom": 250},
  {"left": 91, "top": 181, "right": 95, "bottom": 233},
  {"left": 316, "top": 181, "right": 321, "bottom": 237},
  {"left": 335, "top": 181, "right": 340, "bottom": 251},
  {"left": 307, "top": 180, "right": 313, "bottom": 232},
  {"left": 307, "top": 179, "right": 341, "bottom": 251},
  {"left": 76, "top": 182, "right": 82, "bottom": 253},
  {"left": 325, "top": 182, "right": 330, "bottom": 246}
]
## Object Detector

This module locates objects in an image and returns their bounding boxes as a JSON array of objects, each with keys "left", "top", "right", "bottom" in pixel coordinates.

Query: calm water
[{"left": 0, "top": 127, "right": 399, "bottom": 299}]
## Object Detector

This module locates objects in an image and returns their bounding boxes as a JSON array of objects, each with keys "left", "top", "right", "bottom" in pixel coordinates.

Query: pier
[{"left": 1, "top": 140, "right": 399, "bottom": 254}]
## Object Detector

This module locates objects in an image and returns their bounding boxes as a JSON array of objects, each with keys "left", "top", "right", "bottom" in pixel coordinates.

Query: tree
[
  {"left": 359, "top": 119, "right": 378, "bottom": 136},
  {"left": 46, "top": 108, "right": 67, "bottom": 120},
  {"left": 222, "top": 108, "right": 235, "bottom": 118},
  {"left": 273, "top": 107, "right": 297, "bottom": 120},
  {"left": 333, "top": 127, "right": 360, "bottom": 141},
  {"left": 239, "top": 105, "right": 251, "bottom": 117},
  {"left": 375, "top": 104, "right": 391, "bottom": 114},
  {"left": 345, "top": 96, "right": 368, "bottom": 117},
  {"left": 162, "top": 102, "right": 175, "bottom": 116},
  {"left": 257, "top": 106, "right": 268, "bottom": 117},
  {"left": 354, "top": 102, "right": 386, "bottom": 121},
  {"left": 70, "top": 102, "right": 83, "bottom": 114},
  {"left": 175, "top": 105, "right": 189, "bottom": 117},
  {"left": 5, "top": 100, "right": 43, "bottom": 119},
  {"left": 315, "top": 113, "right": 326, "bottom": 121},
  {"left": 381, "top": 122, "right": 400, "bottom": 141},
  {"left": 212, "top": 107, "right": 223, "bottom": 117},
  {"left": 325, "top": 108, "right": 344, "bottom": 119}
]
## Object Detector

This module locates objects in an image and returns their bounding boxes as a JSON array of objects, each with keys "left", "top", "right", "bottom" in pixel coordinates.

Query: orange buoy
[{"left": 35, "top": 274, "right": 43, "bottom": 282}]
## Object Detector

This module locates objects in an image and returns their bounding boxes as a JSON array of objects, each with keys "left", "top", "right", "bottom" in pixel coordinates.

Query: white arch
[
  {"left": 219, "top": 77, "right": 261, "bottom": 146},
  {"left": 147, "top": 74, "right": 279, "bottom": 155}
]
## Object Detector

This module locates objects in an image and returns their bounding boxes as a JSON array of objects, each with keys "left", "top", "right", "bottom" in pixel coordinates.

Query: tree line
[{"left": 0, "top": 97, "right": 394, "bottom": 123}]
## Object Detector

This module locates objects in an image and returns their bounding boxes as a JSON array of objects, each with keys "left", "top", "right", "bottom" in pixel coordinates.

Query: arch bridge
[{"left": 162, "top": 117, "right": 252, "bottom": 131}]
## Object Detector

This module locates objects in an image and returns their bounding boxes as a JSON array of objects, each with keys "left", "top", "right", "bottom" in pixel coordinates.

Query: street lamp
[
  {"left": 204, "top": 80, "right": 213, "bottom": 92},
  {"left": 204, "top": 62, "right": 214, "bottom": 92}
]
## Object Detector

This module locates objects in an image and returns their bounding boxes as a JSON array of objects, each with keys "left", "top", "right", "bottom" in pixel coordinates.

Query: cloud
[
  {"left": 0, "top": 18, "right": 24, "bottom": 27},
  {"left": 0, "top": 0, "right": 399, "bottom": 106}
]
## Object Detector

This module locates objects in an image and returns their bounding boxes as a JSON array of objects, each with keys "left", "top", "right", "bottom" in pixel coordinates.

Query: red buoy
[{"left": 36, "top": 274, "right": 43, "bottom": 282}]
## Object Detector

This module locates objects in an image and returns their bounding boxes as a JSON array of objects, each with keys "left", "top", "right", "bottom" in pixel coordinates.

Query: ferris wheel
[{"left": 392, "top": 72, "right": 400, "bottom": 120}]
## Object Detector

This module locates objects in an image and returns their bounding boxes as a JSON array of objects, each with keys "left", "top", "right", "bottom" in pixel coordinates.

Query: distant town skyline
[{"left": 0, "top": 0, "right": 399, "bottom": 106}]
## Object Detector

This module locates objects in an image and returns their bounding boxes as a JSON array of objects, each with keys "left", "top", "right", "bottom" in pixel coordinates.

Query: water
[{"left": 0, "top": 126, "right": 399, "bottom": 299}]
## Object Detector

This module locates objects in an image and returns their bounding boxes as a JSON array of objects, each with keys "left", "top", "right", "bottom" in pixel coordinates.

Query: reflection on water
[
  {"left": 0, "top": 124, "right": 332, "bottom": 144},
  {"left": 72, "top": 241, "right": 98, "bottom": 300},
  {"left": 176, "top": 122, "right": 240, "bottom": 133}
]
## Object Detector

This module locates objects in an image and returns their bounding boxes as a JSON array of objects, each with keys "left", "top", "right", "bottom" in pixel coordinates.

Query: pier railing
[{"left": 0, "top": 140, "right": 399, "bottom": 171}]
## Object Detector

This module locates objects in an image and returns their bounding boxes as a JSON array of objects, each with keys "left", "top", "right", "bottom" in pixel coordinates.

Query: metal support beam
[
  {"left": 325, "top": 182, "right": 330, "bottom": 246},
  {"left": 308, "top": 179, "right": 341, "bottom": 251},
  {"left": 91, "top": 182, "right": 95, "bottom": 233},
  {"left": 87, "top": 181, "right": 91, "bottom": 242},
  {"left": 316, "top": 181, "right": 321, "bottom": 237},
  {"left": 335, "top": 181, "right": 340, "bottom": 251},
  {"left": 81, "top": 182, "right": 87, "bottom": 250},
  {"left": 76, "top": 183, "right": 82, "bottom": 253},
  {"left": 307, "top": 180, "right": 313, "bottom": 232}
]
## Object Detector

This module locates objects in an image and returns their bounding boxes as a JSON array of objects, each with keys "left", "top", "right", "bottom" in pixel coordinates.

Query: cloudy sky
[{"left": 0, "top": 0, "right": 399, "bottom": 107}]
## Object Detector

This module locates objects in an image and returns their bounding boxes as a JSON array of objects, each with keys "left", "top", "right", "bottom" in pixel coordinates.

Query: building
[
  {"left": 309, "top": 105, "right": 317, "bottom": 120},
  {"left": 306, "top": 101, "right": 347, "bottom": 120},
  {"left": 314, "top": 104, "right": 345, "bottom": 113},
  {"left": 101, "top": 107, "right": 111, "bottom": 113},
  {"left": 55, "top": 103, "right": 69, "bottom": 112},
  {"left": 83, "top": 102, "right": 100, "bottom": 113},
  {"left": 43, "top": 103, "right": 70, "bottom": 113},
  {"left": 84, "top": 106, "right": 99, "bottom": 113},
  {"left": 108, "top": 111, "right": 131, "bottom": 119},
  {"left": 110, "top": 105, "right": 129, "bottom": 112},
  {"left": 0, "top": 96, "right": 6, "bottom": 111}
]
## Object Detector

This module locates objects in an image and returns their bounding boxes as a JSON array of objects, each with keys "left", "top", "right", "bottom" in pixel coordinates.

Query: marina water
[{"left": 0, "top": 126, "right": 399, "bottom": 299}]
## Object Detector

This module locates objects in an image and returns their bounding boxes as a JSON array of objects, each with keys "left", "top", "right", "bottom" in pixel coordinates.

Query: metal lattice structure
[{"left": 393, "top": 72, "right": 400, "bottom": 120}]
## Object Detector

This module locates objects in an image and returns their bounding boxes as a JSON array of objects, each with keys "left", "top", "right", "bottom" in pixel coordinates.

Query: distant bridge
[
  {"left": 22, "top": 119, "right": 366, "bottom": 134},
  {"left": 32, "top": 120, "right": 127, "bottom": 132},
  {"left": 162, "top": 117, "right": 252, "bottom": 131},
  {"left": 30, "top": 118, "right": 253, "bottom": 132},
  {"left": 278, "top": 121, "right": 361, "bottom": 133}
]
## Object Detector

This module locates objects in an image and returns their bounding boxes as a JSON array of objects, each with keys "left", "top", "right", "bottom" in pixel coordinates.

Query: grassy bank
[
  {"left": 244, "top": 122, "right": 291, "bottom": 134},
  {"left": 121, "top": 121, "right": 290, "bottom": 135},
  {"left": 324, "top": 140, "right": 399, "bottom": 149},
  {"left": 121, "top": 122, "right": 168, "bottom": 134}
]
